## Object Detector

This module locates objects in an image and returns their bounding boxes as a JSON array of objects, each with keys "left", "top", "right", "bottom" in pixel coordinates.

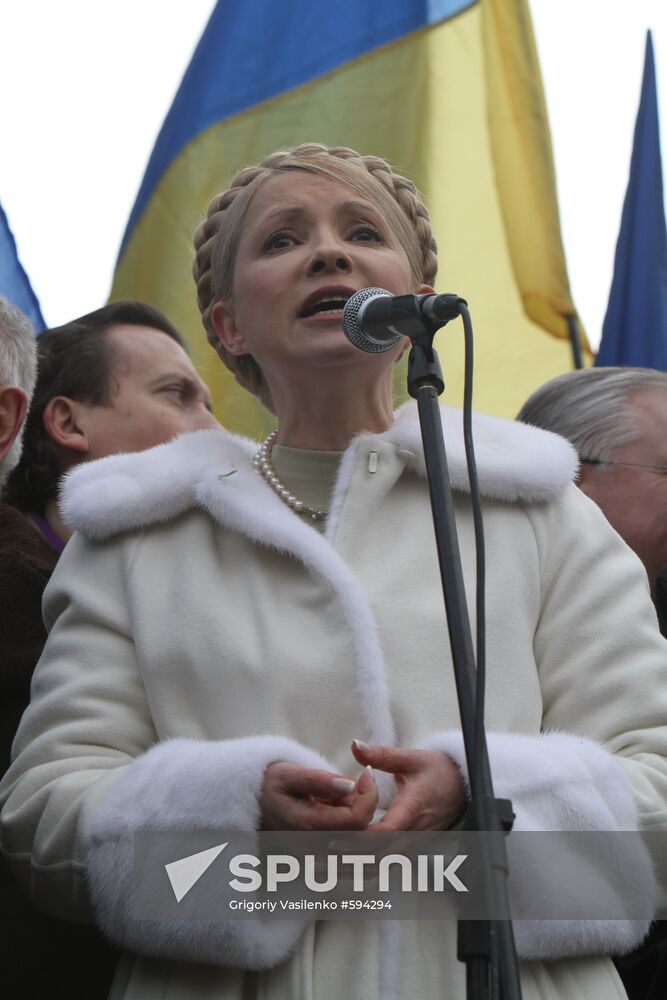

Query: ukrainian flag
[
  {"left": 111, "top": 0, "right": 588, "bottom": 438},
  {"left": 597, "top": 32, "right": 667, "bottom": 368},
  {"left": 0, "top": 200, "right": 45, "bottom": 331}
]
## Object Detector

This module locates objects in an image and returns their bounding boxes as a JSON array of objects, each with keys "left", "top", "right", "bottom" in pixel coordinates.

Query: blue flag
[
  {"left": 0, "top": 200, "right": 45, "bottom": 332},
  {"left": 596, "top": 31, "right": 667, "bottom": 368}
]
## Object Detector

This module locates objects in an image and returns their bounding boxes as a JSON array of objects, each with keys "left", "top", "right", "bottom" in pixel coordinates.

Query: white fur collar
[
  {"left": 370, "top": 402, "right": 577, "bottom": 501},
  {"left": 60, "top": 402, "right": 577, "bottom": 541}
]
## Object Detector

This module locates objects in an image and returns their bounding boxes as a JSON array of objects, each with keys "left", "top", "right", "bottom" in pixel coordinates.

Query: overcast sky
[{"left": 0, "top": 0, "right": 665, "bottom": 349}]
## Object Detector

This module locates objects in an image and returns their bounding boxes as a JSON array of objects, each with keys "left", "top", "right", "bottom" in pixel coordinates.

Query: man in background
[
  {"left": 518, "top": 366, "right": 667, "bottom": 609},
  {"left": 0, "top": 298, "right": 219, "bottom": 998},
  {"left": 0, "top": 297, "right": 35, "bottom": 493},
  {"left": 0, "top": 296, "right": 54, "bottom": 774},
  {"left": 518, "top": 365, "right": 667, "bottom": 1000},
  {"left": 5, "top": 299, "right": 218, "bottom": 546},
  {"left": 0, "top": 296, "right": 117, "bottom": 998},
  {"left": 2, "top": 298, "right": 220, "bottom": 750}
]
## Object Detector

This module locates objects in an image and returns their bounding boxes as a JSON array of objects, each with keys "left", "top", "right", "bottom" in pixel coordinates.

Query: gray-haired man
[
  {"left": 519, "top": 366, "right": 667, "bottom": 603},
  {"left": 0, "top": 298, "right": 56, "bottom": 736},
  {"left": 0, "top": 297, "right": 36, "bottom": 491}
]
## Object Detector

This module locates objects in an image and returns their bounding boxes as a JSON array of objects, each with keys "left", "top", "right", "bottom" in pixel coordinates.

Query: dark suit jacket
[
  {"left": 614, "top": 568, "right": 667, "bottom": 1000},
  {"left": 0, "top": 505, "right": 118, "bottom": 999}
]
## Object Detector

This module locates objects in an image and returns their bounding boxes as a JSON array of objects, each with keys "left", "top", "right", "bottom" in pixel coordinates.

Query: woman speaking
[{"left": 1, "top": 144, "right": 666, "bottom": 999}]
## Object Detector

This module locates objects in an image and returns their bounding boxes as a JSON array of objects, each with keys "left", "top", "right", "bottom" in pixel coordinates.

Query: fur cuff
[
  {"left": 87, "top": 735, "right": 336, "bottom": 967},
  {"left": 420, "top": 729, "right": 656, "bottom": 959}
]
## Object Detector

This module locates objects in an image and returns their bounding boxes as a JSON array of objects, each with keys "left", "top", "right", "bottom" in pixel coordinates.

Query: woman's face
[{"left": 211, "top": 172, "right": 431, "bottom": 387}]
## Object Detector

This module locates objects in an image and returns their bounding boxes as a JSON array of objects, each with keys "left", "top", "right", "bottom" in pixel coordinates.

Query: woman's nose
[
  {"left": 307, "top": 232, "right": 352, "bottom": 275},
  {"left": 309, "top": 255, "right": 350, "bottom": 274}
]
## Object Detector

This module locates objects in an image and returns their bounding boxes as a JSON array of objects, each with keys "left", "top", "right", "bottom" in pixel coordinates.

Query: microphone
[{"left": 343, "top": 288, "right": 465, "bottom": 354}]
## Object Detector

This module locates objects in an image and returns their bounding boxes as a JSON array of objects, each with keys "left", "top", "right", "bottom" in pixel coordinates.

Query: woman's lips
[{"left": 298, "top": 286, "right": 356, "bottom": 318}]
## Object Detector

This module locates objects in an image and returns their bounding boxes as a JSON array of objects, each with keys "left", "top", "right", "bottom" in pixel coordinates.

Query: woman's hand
[
  {"left": 351, "top": 740, "right": 466, "bottom": 832},
  {"left": 260, "top": 762, "right": 378, "bottom": 831}
]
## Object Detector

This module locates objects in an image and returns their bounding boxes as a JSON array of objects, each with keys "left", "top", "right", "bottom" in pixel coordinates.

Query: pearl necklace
[{"left": 253, "top": 430, "right": 328, "bottom": 521}]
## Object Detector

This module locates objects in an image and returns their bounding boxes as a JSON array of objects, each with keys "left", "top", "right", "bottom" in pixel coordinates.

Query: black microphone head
[{"left": 342, "top": 288, "right": 400, "bottom": 353}]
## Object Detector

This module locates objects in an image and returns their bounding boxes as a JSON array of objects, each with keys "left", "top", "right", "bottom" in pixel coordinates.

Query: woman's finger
[
  {"left": 289, "top": 766, "right": 379, "bottom": 831},
  {"left": 290, "top": 801, "right": 373, "bottom": 831},
  {"left": 367, "top": 793, "right": 418, "bottom": 832},
  {"left": 271, "top": 763, "right": 357, "bottom": 800},
  {"left": 349, "top": 766, "right": 379, "bottom": 823},
  {"left": 261, "top": 764, "right": 362, "bottom": 831},
  {"left": 351, "top": 739, "right": 419, "bottom": 774}
]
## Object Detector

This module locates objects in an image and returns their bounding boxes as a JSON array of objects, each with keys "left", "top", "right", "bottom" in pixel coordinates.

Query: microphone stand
[{"left": 406, "top": 304, "right": 522, "bottom": 1000}]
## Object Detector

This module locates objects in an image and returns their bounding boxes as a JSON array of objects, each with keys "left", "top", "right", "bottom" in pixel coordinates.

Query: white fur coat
[{"left": 2, "top": 405, "right": 666, "bottom": 1000}]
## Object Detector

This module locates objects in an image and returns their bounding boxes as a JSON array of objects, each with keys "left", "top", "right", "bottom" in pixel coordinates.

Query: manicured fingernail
[
  {"left": 353, "top": 739, "right": 371, "bottom": 755},
  {"left": 331, "top": 778, "right": 356, "bottom": 794},
  {"left": 358, "top": 765, "right": 376, "bottom": 792}
]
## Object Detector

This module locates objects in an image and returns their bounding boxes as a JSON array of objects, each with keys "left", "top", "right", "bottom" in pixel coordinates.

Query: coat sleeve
[
  {"left": 529, "top": 485, "right": 667, "bottom": 837},
  {"left": 419, "top": 485, "right": 667, "bottom": 960},
  {"left": 0, "top": 530, "right": 334, "bottom": 969}
]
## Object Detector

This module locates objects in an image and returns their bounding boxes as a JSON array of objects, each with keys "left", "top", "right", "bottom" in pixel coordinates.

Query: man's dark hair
[{"left": 5, "top": 301, "right": 187, "bottom": 514}]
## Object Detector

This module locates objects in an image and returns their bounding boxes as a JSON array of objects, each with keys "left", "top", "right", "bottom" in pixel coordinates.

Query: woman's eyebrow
[
  {"left": 257, "top": 205, "right": 307, "bottom": 226},
  {"left": 257, "top": 200, "right": 378, "bottom": 227},
  {"left": 333, "top": 199, "right": 378, "bottom": 216}
]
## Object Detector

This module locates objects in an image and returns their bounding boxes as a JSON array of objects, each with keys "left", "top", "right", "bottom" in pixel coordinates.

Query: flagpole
[{"left": 566, "top": 315, "right": 583, "bottom": 369}]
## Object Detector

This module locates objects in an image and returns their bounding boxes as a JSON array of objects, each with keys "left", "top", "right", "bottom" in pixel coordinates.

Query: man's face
[
  {"left": 578, "top": 387, "right": 667, "bottom": 583},
  {"left": 75, "top": 324, "right": 219, "bottom": 460}
]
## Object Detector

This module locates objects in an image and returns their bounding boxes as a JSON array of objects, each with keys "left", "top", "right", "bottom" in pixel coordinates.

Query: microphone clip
[
  {"left": 407, "top": 340, "right": 445, "bottom": 397},
  {"left": 419, "top": 293, "right": 467, "bottom": 334},
  {"left": 384, "top": 293, "right": 466, "bottom": 345},
  {"left": 405, "top": 295, "right": 466, "bottom": 397}
]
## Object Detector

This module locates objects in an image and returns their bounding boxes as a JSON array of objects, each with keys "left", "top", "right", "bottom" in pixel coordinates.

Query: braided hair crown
[{"left": 192, "top": 143, "right": 438, "bottom": 409}]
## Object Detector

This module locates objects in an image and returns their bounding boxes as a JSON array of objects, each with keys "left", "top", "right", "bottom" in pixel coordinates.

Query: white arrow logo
[{"left": 165, "top": 842, "right": 228, "bottom": 902}]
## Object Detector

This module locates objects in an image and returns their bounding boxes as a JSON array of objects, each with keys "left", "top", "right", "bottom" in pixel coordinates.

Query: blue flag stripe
[
  {"left": 596, "top": 31, "right": 667, "bottom": 368},
  {"left": 0, "top": 201, "right": 45, "bottom": 332},
  {"left": 119, "top": 0, "right": 475, "bottom": 258}
]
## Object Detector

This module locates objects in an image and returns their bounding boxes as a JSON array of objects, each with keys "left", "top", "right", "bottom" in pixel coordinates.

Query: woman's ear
[
  {"left": 210, "top": 301, "right": 248, "bottom": 356},
  {"left": 418, "top": 284, "right": 436, "bottom": 296}
]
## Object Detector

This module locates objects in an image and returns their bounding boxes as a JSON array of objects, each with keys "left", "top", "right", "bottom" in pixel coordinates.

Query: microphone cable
[{"left": 458, "top": 303, "right": 487, "bottom": 803}]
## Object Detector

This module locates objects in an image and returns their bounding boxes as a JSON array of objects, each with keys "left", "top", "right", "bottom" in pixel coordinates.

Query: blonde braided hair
[{"left": 193, "top": 144, "right": 438, "bottom": 409}]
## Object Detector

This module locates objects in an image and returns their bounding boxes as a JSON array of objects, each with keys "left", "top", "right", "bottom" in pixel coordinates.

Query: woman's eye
[
  {"left": 264, "top": 230, "right": 296, "bottom": 252},
  {"left": 351, "top": 224, "right": 381, "bottom": 242}
]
